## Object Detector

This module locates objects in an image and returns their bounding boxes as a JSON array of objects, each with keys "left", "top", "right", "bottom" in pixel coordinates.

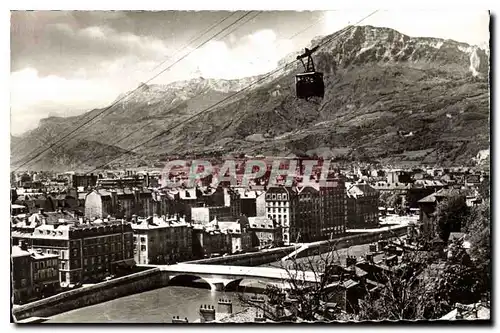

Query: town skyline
[{"left": 9, "top": 7, "right": 491, "bottom": 324}]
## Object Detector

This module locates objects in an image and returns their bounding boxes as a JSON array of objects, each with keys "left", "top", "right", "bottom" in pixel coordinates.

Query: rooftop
[
  {"left": 11, "top": 245, "right": 30, "bottom": 258},
  {"left": 132, "top": 216, "right": 189, "bottom": 230}
]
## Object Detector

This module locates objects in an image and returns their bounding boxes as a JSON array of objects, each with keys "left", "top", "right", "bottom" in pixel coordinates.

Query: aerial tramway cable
[
  {"left": 77, "top": 11, "right": 263, "bottom": 155},
  {"left": 18, "top": 11, "right": 378, "bottom": 173},
  {"left": 10, "top": 13, "right": 241, "bottom": 158},
  {"left": 14, "top": 11, "right": 256, "bottom": 172},
  {"left": 83, "top": 10, "right": 379, "bottom": 174}
]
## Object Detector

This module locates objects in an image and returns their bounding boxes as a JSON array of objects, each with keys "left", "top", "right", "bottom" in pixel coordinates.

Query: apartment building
[{"left": 131, "top": 216, "right": 192, "bottom": 265}]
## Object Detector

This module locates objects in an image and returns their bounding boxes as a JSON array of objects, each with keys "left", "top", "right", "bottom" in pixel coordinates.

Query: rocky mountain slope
[{"left": 11, "top": 25, "right": 490, "bottom": 171}]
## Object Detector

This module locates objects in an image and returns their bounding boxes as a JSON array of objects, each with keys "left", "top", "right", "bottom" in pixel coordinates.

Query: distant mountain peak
[{"left": 11, "top": 25, "right": 490, "bottom": 170}]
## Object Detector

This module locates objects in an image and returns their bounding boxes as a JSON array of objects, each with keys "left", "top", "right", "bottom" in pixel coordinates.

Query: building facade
[
  {"left": 192, "top": 226, "right": 232, "bottom": 258},
  {"left": 29, "top": 219, "right": 135, "bottom": 286},
  {"left": 85, "top": 189, "right": 154, "bottom": 221},
  {"left": 71, "top": 174, "right": 98, "bottom": 189},
  {"left": 247, "top": 216, "right": 283, "bottom": 248},
  {"left": 131, "top": 216, "right": 193, "bottom": 265},
  {"left": 346, "top": 184, "right": 379, "bottom": 228},
  {"left": 11, "top": 241, "right": 60, "bottom": 304},
  {"left": 11, "top": 244, "right": 32, "bottom": 304},
  {"left": 191, "top": 206, "right": 233, "bottom": 224},
  {"left": 264, "top": 180, "right": 347, "bottom": 245}
]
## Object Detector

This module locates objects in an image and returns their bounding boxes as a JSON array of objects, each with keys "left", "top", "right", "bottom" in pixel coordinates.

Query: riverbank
[
  {"left": 14, "top": 222, "right": 411, "bottom": 323},
  {"left": 13, "top": 268, "right": 167, "bottom": 322}
]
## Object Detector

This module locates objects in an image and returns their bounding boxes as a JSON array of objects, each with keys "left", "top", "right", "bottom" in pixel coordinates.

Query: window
[
  {"left": 277, "top": 194, "right": 281, "bottom": 200},
  {"left": 283, "top": 194, "right": 287, "bottom": 200},
  {"left": 141, "top": 245, "right": 147, "bottom": 251}
]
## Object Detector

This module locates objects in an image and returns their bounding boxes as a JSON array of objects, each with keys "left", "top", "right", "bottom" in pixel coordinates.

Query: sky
[{"left": 10, "top": 10, "right": 490, "bottom": 136}]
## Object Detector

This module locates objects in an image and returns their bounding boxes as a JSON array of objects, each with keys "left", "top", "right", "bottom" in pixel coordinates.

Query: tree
[
  {"left": 379, "top": 191, "right": 401, "bottom": 208},
  {"left": 434, "top": 194, "right": 469, "bottom": 242},
  {"left": 464, "top": 199, "right": 491, "bottom": 296},
  {"left": 238, "top": 241, "right": 347, "bottom": 322},
  {"left": 357, "top": 250, "right": 447, "bottom": 320}
]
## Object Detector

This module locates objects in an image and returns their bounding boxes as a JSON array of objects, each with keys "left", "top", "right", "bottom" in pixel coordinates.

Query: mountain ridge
[{"left": 11, "top": 25, "right": 490, "bottom": 171}]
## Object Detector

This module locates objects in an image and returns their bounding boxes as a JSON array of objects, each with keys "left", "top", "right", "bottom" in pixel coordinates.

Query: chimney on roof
[
  {"left": 199, "top": 304, "right": 216, "bottom": 323},
  {"left": 19, "top": 240, "right": 28, "bottom": 251},
  {"left": 346, "top": 255, "right": 357, "bottom": 267},
  {"left": 171, "top": 316, "right": 188, "bottom": 323},
  {"left": 217, "top": 299, "right": 233, "bottom": 314},
  {"left": 275, "top": 305, "right": 285, "bottom": 319},
  {"left": 132, "top": 215, "right": 138, "bottom": 224},
  {"left": 254, "top": 312, "right": 266, "bottom": 322},
  {"left": 38, "top": 208, "right": 44, "bottom": 214}
]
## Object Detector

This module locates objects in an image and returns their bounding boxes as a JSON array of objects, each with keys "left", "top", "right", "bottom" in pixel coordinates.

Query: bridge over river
[{"left": 138, "top": 263, "right": 319, "bottom": 291}]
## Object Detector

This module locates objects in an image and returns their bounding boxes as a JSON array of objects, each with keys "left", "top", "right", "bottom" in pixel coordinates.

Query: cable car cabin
[
  {"left": 295, "top": 72, "right": 324, "bottom": 99},
  {"left": 295, "top": 46, "right": 325, "bottom": 100}
]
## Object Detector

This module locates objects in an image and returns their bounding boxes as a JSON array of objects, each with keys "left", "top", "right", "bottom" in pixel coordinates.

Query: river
[
  {"left": 46, "top": 222, "right": 411, "bottom": 323},
  {"left": 46, "top": 286, "right": 247, "bottom": 323},
  {"left": 45, "top": 243, "right": 371, "bottom": 323}
]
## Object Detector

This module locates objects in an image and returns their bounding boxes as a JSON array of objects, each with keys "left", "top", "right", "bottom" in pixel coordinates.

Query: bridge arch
[
  {"left": 167, "top": 274, "right": 212, "bottom": 290},
  {"left": 224, "top": 278, "right": 274, "bottom": 292}
]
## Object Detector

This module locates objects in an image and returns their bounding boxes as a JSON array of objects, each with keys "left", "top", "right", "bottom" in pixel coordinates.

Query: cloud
[
  {"left": 10, "top": 68, "right": 121, "bottom": 135},
  {"left": 10, "top": 26, "right": 301, "bottom": 135},
  {"left": 12, "top": 22, "right": 173, "bottom": 78},
  {"left": 172, "top": 29, "right": 295, "bottom": 80}
]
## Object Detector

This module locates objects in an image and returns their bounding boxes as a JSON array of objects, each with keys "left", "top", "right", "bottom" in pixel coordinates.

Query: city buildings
[
  {"left": 264, "top": 179, "right": 347, "bottom": 244},
  {"left": 191, "top": 206, "right": 233, "bottom": 224},
  {"left": 346, "top": 184, "right": 379, "bottom": 228},
  {"left": 11, "top": 243, "right": 33, "bottom": 304},
  {"left": 418, "top": 188, "right": 466, "bottom": 240},
  {"left": 96, "top": 177, "right": 146, "bottom": 189},
  {"left": 192, "top": 221, "right": 232, "bottom": 258},
  {"left": 131, "top": 215, "right": 193, "bottom": 265},
  {"left": 217, "top": 220, "right": 253, "bottom": 254},
  {"left": 11, "top": 241, "right": 60, "bottom": 304},
  {"left": 247, "top": 216, "right": 283, "bottom": 248},
  {"left": 29, "top": 219, "right": 135, "bottom": 286},
  {"left": 71, "top": 174, "right": 98, "bottom": 189},
  {"left": 84, "top": 188, "right": 154, "bottom": 220}
]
